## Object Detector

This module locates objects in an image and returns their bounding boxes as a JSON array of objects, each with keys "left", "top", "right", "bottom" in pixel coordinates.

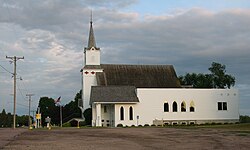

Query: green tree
[
  {"left": 63, "top": 90, "right": 81, "bottom": 122},
  {"left": 16, "top": 115, "right": 29, "bottom": 126},
  {"left": 0, "top": 109, "right": 7, "bottom": 127},
  {"left": 179, "top": 62, "right": 235, "bottom": 89},
  {"left": 38, "top": 97, "right": 59, "bottom": 126},
  {"left": 209, "top": 62, "right": 235, "bottom": 88}
]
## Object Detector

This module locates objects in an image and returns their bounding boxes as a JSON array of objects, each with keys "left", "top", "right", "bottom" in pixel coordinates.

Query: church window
[
  {"left": 190, "top": 101, "right": 195, "bottom": 112},
  {"left": 218, "top": 102, "right": 227, "bottom": 111},
  {"left": 164, "top": 103, "right": 169, "bottom": 112},
  {"left": 190, "top": 107, "right": 195, "bottom": 112},
  {"left": 120, "top": 106, "right": 124, "bottom": 120},
  {"left": 181, "top": 101, "right": 186, "bottom": 112},
  {"left": 223, "top": 102, "right": 227, "bottom": 110},
  {"left": 218, "top": 102, "right": 222, "bottom": 110},
  {"left": 104, "top": 106, "right": 107, "bottom": 113},
  {"left": 129, "top": 106, "right": 133, "bottom": 120},
  {"left": 173, "top": 101, "right": 177, "bottom": 112}
]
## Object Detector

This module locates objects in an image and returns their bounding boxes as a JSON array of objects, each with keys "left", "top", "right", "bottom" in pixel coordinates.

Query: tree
[
  {"left": 209, "top": 62, "right": 235, "bottom": 88},
  {"left": 63, "top": 90, "right": 81, "bottom": 122},
  {"left": 38, "top": 97, "right": 59, "bottom": 126},
  {"left": 179, "top": 62, "right": 235, "bottom": 89},
  {"left": 0, "top": 109, "right": 7, "bottom": 127}
]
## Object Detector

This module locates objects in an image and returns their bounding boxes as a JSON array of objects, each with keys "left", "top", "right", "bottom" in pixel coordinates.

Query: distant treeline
[
  {"left": 0, "top": 109, "right": 30, "bottom": 127},
  {"left": 240, "top": 115, "right": 250, "bottom": 123},
  {"left": 1, "top": 107, "right": 250, "bottom": 127}
]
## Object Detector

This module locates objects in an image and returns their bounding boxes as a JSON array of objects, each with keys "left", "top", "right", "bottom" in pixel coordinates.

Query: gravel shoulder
[{"left": 0, "top": 128, "right": 27, "bottom": 149}]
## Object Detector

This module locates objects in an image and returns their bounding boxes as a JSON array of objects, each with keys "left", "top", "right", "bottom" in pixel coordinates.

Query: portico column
[{"left": 96, "top": 103, "right": 102, "bottom": 127}]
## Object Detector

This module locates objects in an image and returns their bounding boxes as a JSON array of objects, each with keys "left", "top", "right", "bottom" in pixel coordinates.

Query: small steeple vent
[{"left": 87, "top": 11, "right": 97, "bottom": 48}]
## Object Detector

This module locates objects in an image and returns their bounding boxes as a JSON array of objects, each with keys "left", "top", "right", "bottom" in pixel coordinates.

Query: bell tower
[
  {"left": 84, "top": 13, "right": 100, "bottom": 66},
  {"left": 82, "top": 13, "right": 102, "bottom": 113}
]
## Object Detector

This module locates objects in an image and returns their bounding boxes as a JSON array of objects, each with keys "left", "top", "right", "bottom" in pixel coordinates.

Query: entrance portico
[
  {"left": 92, "top": 103, "right": 115, "bottom": 127},
  {"left": 90, "top": 86, "right": 139, "bottom": 127}
]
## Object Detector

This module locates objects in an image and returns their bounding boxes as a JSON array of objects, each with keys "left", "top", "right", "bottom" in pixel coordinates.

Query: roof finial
[
  {"left": 90, "top": 9, "right": 93, "bottom": 25},
  {"left": 87, "top": 10, "right": 96, "bottom": 48}
]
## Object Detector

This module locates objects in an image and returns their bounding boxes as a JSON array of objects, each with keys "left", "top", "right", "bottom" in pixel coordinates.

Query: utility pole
[
  {"left": 6, "top": 56, "right": 24, "bottom": 129},
  {"left": 26, "top": 94, "right": 34, "bottom": 129}
]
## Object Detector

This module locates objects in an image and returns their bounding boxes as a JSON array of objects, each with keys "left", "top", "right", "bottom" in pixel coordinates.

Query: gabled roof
[
  {"left": 90, "top": 86, "right": 139, "bottom": 104},
  {"left": 96, "top": 64, "right": 181, "bottom": 88}
]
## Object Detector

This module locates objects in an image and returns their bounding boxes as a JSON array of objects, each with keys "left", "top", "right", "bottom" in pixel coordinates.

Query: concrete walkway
[{"left": 0, "top": 128, "right": 27, "bottom": 149}]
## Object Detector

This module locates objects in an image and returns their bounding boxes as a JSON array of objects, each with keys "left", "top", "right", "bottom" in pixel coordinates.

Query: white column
[
  {"left": 96, "top": 103, "right": 102, "bottom": 127},
  {"left": 92, "top": 104, "right": 96, "bottom": 126}
]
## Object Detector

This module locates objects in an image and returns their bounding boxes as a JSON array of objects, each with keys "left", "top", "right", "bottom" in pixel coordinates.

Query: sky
[{"left": 0, "top": 0, "right": 250, "bottom": 116}]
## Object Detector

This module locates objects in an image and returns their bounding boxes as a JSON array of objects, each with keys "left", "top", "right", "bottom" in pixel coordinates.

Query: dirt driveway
[{"left": 2, "top": 127, "right": 250, "bottom": 150}]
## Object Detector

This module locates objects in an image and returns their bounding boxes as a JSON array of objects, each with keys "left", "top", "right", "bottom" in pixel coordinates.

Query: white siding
[
  {"left": 82, "top": 69, "right": 102, "bottom": 110},
  {"left": 112, "top": 88, "right": 239, "bottom": 126},
  {"left": 85, "top": 49, "right": 100, "bottom": 65},
  {"left": 114, "top": 104, "right": 138, "bottom": 127}
]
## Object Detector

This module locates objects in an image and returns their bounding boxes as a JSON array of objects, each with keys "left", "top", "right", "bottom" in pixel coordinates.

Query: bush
[
  {"left": 151, "top": 124, "right": 156, "bottom": 127},
  {"left": 83, "top": 108, "right": 92, "bottom": 126},
  {"left": 131, "top": 125, "right": 135, "bottom": 127},
  {"left": 62, "top": 122, "right": 71, "bottom": 127},
  {"left": 138, "top": 125, "right": 143, "bottom": 127},
  {"left": 144, "top": 124, "right": 150, "bottom": 127},
  {"left": 117, "top": 124, "right": 123, "bottom": 127},
  {"left": 240, "top": 115, "right": 250, "bottom": 123}
]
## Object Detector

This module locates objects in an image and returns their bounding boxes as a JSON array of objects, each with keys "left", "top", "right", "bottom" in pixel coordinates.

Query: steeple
[
  {"left": 84, "top": 11, "right": 101, "bottom": 66},
  {"left": 87, "top": 11, "right": 96, "bottom": 48}
]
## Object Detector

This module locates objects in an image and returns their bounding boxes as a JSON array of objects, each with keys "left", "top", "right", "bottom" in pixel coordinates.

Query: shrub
[
  {"left": 144, "top": 124, "right": 150, "bottom": 127},
  {"left": 117, "top": 124, "right": 123, "bottom": 127},
  {"left": 62, "top": 122, "right": 71, "bottom": 127},
  {"left": 151, "top": 124, "right": 156, "bottom": 127},
  {"left": 131, "top": 125, "right": 135, "bottom": 127},
  {"left": 138, "top": 125, "right": 143, "bottom": 127},
  {"left": 83, "top": 108, "right": 92, "bottom": 126}
]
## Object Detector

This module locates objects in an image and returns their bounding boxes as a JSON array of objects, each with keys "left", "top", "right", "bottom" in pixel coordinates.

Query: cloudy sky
[{"left": 0, "top": 0, "right": 250, "bottom": 115}]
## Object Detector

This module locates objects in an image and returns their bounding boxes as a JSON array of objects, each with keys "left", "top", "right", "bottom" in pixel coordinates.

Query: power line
[
  {"left": 0, "top": 64, "right": 13, "bottom": 75},
  {"left": 17, "top": 81, "right": 26, "bottom": 102}
]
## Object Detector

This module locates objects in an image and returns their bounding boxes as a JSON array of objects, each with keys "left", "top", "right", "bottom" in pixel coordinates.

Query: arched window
[
  {"left": 164, "top": 103, "right": 169, "bottom": 112},
  {"left": 173, "top": 101, "right": 177, "bottom": 112},
  {"left": 181, "top": 101, "right": 186, "bottom": 112},
  {"left": 104, "top": 106, "right": 107, "bottom": 113},
  {"left": 129, "top": 106, "right": 133, "bottom": 120},
  {"left": 190, "top": 101, "right": 195, "bottom": 112},
  {"left": 120, "top": 106, "right": 124, "bottom": 120}
]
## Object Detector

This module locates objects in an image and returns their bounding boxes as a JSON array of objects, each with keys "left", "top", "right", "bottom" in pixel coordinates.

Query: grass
[{"left": 196, "top": 123, "right": 250, "bottom": 130}]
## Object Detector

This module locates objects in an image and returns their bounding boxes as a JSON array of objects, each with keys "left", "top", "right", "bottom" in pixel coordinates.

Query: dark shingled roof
[
  {"left": 84, "top": 65, "right": 102, "bottom": 69},
  {"left": 96, "top": 64, "right": 181, "bottom": 88},
  {"left": 90, "top": 86, "right": 139, "bottom": 103}
]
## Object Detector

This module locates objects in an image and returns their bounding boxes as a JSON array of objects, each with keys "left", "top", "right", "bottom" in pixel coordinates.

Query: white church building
[{"left": 81, "top": 20, "right": 239, "bottom": 127}]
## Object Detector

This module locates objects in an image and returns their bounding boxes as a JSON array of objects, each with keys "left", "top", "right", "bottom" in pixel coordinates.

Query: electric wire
[{"left": 0, "top": 64, "right": 13, "bottom": 75}]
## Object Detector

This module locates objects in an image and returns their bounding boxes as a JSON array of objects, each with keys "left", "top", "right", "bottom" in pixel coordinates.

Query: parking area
[{"left": 2, "top": 127, "right": 250, "bottom": 150}]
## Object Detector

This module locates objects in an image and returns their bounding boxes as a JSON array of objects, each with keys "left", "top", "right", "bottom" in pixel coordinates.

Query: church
[{"left": 81, "top": 19, "right": 239, "bottom": 127}]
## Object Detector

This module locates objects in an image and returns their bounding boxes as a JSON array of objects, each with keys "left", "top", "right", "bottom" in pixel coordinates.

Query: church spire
[{"left": 87, "top": 11, "right": 96, "bottom": 48}]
